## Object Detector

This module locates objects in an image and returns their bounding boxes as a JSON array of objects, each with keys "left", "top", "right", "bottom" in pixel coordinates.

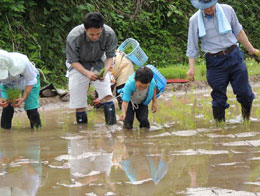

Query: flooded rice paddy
[{"left": 0, "top": 85, "right": 260, "bottom": 196}]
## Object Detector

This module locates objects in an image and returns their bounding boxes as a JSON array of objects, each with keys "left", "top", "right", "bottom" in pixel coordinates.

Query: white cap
[
  {"left": 0, "top": 49, "right": 12, "bottom": 80},
  {"left": 8, "top": 52, "right": 27, "bottom": 77}
]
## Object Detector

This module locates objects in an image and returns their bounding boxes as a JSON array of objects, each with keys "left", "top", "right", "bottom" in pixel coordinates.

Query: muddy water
[{"left": 0, "top": 86, "right": 260, "bottom": 196}]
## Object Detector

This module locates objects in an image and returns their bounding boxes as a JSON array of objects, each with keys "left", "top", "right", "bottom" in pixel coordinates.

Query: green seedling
[
  {"left": 253, "top": 50, "right": 260, "bottom": 63},
  {"left": 6, "top": 88, "right": 21, "bottom": 104},
  {"left": 124, "top": 44, "right": 134, "bottom": 54},
  {"left": 98, "top": 68, "right": 105, "bottom": 79},
  {"left": 87, "top": 94, "right": 95, "bottom": 106}
]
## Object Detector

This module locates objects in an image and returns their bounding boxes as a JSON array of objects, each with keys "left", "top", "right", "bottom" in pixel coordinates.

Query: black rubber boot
[
  {"left": 76, "top": 111, "right": 88, "bottom": 124},
  {"left": 116, "top": 96, "right": 123, "bottom": 110},
  {"left": 123, "top": 122, "right": 133, "bottom": 129},
  {"left": 1, "top": 105, "right": 14, "bottom": 129},
  {"left": 26, "top": 109, "right": 42, "bottom": 128},
  {"left": 212, "top": 107, "right": 225, "bottom": 123},
  {"left": 103, "top": 103, "right": 117, "bottom": 125},
  {"left": 241, "top": 101, "right": 252, "bottom": 120}
]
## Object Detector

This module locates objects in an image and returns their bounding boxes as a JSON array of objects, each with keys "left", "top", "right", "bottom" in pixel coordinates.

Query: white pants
[{"left": 68, "top": 68, "right": 112, "bottom": 109}]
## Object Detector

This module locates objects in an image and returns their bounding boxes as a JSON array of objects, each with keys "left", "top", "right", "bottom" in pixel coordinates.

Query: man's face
[
  {"left": 135, "top": 80, "right": 149, "bottom": 90},
  {"left": 203, "top": 4, "right": 216, "bottom": 16},
  {"left": 85, "top": 27, "right": 103, "bottom": 42}
]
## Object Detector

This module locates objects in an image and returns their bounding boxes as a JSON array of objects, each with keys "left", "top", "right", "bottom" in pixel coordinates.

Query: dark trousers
[
  {"left": 1, "top": 105, "right": 41, "bottom": 129},
  {"left": 124, "top": 102, "right": 150, "bottom": 129},
  {"left": 206, "top": 47, "right": 255, "bottom": 109}
]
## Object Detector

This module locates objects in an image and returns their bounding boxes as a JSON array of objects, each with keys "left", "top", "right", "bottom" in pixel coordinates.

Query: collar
[{"left": 202, "top": 11, "right": 216, "bottom": 19}]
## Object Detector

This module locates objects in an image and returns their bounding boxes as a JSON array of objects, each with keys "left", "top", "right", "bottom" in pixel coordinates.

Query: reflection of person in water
[
  {"left": 68, "top": 134, "right": 116, "bottom": 195},
  {"left": 111, "top": 139, "right": 168, "bottom": 196},
  {"left": 0, "top": 136, "right": 42, "bottom": 196},
  {"left": 113, "top": 139, "right": 168, "bottom": 185}
]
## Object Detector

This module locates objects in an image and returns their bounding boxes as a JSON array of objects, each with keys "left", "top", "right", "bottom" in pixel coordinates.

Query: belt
[{"left": 207, "top": 45, "right": 237, "bottom": 56}]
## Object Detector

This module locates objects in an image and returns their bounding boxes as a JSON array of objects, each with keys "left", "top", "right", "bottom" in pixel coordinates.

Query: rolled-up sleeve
[
  {"left": 186, "top": 17, "right": 200, "bottom": 58},
  {"left": 23, "top": 62, "right": 38, "bottom": 86},
  {"left": 105, "top": 30, "right": 117, "bottom": 58},
  {"left": 66, "top": 36, "right": 80, "bottom": 64},
  {"left": 230, "top": 6, "right": 242, "bottom": 36}
]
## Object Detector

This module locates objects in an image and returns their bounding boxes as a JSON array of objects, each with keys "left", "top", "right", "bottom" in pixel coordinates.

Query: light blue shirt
[
  {"left": 121, "top": 74, "right": 157, "bottom": 106},
  {"left": 186, "top": 4, "right": 242, "bottom": 58}
]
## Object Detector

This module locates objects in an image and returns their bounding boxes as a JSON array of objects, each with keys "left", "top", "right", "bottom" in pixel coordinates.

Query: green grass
[
  {"left": 158, "top": 64, "right": 206, "bottom": 81},
  {"left": 157, "top": 58, "right": 260, "bottom": 81}
]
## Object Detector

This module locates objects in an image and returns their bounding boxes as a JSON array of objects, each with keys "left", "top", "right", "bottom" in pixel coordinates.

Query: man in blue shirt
[{"left": 186, "top": 0, "right": 259, "bottom": 122}]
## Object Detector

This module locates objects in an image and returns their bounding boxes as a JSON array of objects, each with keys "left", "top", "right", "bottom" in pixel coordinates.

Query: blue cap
[{"left": 190, "top": 0, "right": 218, "bottom": 9}]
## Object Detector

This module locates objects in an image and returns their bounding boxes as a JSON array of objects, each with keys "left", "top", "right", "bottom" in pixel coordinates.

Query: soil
[{"left": 2, "top": 74, "right": 260, "bottom": 114}]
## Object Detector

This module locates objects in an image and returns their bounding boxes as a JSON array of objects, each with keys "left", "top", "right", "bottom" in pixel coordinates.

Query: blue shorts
[{"left": 0, "top": 75, "right": 40, "bottom": 111}]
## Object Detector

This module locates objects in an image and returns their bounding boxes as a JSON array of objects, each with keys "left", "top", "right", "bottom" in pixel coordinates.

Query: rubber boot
[
  {"left": 241, "top": 101, "right": 252, "bottom": 120},
  {"left": 76, "top": 111, "right": 88, "bottom": 124},
  {"left": 117, "top": 96, "right": 123, "bottom": 110},
  {"left": 212, "top": 107, "right": 225, "bottom": 123},
  {"left": 26, "top": 109, "right": 42, "bottom": 128},
  {"left": 123, "top": 122, "right": 133, "bottom": 129},
  {"left": 103, "top": 102, "right": 117, "bottom": 125},
  {"left": 1, "top": 104, "right": 14, "bottom": 129}
]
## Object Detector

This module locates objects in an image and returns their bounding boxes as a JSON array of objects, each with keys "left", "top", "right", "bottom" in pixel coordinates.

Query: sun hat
[
  {"left": 0, "top": 50, "right": 27, "bottom": 80},
  {"left": 8, "top": 52, "right": 27, "bottom": 77},
  {"left": 190, "top": 0, "right": 218, "bottom": 10},
  {"left": 0, "top": 49, "right": 12, "bottom": 80}
]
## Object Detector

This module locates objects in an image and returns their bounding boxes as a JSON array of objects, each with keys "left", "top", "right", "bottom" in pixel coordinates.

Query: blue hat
[{"left": 190, "top": 0, "right": 218, "bottom": 9}]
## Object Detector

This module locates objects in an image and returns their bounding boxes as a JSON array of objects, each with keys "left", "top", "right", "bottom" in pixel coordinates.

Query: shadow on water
[{"left": 0, "top": 85, "right": 260, "bottom": 195}]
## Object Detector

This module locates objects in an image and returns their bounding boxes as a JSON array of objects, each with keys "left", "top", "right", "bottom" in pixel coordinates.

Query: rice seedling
[
  {"left": 6, "top": 88, "right": 21, "bottom": 104},
  {"left": 255, "top": 108, "right": 260, "bottom": 119},
  {"left": 124, "top": 45, "right": 134, "bottom": 54}
]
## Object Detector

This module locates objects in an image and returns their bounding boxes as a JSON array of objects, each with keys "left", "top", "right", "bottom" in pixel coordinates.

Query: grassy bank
[{"left": 157, "top": 58, "right": 260, "bottom": 81}]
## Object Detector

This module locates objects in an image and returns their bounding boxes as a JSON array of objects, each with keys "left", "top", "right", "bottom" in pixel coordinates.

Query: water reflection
[
  {"left": 59, "top": 129, "right": 170, "bottom": 195},
  {"left": 0, "top": 133, "right": 42, "bottom": 196},
  {"left": 1, "top": 85, "right": 260, "bottom": 195},
  {"left": 63, "top": 130, "right": 116, "bottom": 195},
  {"left": 114, "top": 139, "right": 168, "bottom": 185}
]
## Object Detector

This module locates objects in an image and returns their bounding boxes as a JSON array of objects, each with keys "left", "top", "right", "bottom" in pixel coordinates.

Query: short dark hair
[
  {"left": 135, "top": 67, "right": 154, "bottom": 84},
  {"left": 83, "top": 12, "right": 105, "bottom": 29}
]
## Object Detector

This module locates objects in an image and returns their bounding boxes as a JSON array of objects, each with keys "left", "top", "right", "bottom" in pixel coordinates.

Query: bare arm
[
  {"left": 103, "top": 57, "right": 114, "bottom": 78},
  {"left": 237, "top": 30, "right": 259, "bottom": 55},
  {"left": 120, "top": 101, "right": 129, "bottom": 121},
  {"left": 152, "top": 89, "right": 157, "bottom": 113},
  {"left": 186, "top": 58, "right": 196, "bottom": 81}
]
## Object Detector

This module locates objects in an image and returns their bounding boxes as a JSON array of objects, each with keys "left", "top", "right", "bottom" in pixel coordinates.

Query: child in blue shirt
[{"left": 120, "top": 67, "right": 157, "bottom": 129}]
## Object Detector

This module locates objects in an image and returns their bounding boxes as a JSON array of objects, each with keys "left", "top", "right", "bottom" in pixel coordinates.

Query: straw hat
[{"left": 190, "top": 0, "right": 218, "bottom": 9}]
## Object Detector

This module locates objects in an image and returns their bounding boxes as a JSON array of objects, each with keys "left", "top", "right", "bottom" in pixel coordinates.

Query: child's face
[{"left": 135, "top": 81, "right": 149, "bottom": 90}]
